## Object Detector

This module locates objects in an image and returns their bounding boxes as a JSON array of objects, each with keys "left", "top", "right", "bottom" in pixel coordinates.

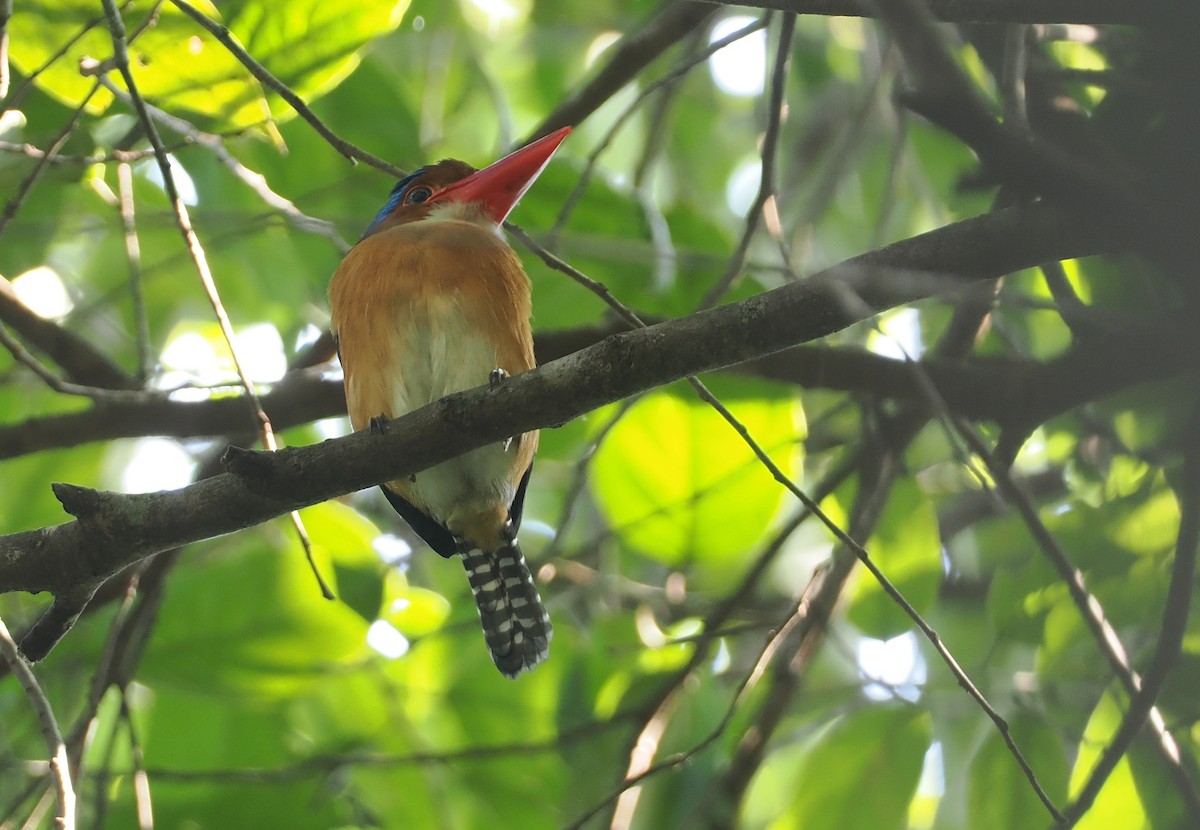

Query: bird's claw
[
  {"left": 369, "top": 414, "right": 389, "bottom": 434},
  {"left": 489, "top": 370, "right": 514, "bottom": 450}
]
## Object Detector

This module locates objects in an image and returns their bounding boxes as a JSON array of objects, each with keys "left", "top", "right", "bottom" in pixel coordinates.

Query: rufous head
[{"left": 362, "top": 126, "right": 572, "bottom": 238}]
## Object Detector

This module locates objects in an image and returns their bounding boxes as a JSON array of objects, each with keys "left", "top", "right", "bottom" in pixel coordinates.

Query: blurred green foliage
[{"left": 1, "top": 0, "right": 1198, "bottom": 828}]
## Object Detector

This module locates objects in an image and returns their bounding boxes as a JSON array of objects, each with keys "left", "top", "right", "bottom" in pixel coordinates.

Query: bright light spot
[
  {"left": 918, "top": 741, "right": 945, "bottom": 797},
  {"left": 412, "top": 15, "right": 425, "bottom": 31},
  {"left": 137, "top": 154, "right": 198, "bottom": 206},
  {"left": 461, "top": 0, "right": 528, "bottom": 35},
  {"left": 520, "top": 518, "right": 556, "bottom": 541},
  {"left": 313, "top": 417, "right": 350, "bottom": 440},
  {"left": 586, "top": 31, "right": 622, "bottom": 68},
  {"left": 708, "top": 16, "right": 766, "bottom": 97},
  {"left": 120, "top": 438, "right": 196, "bottom": 493},
  {"left": 711, "top": 638, "right": 731, "bottom": 674},
  {"left": 366, "top": 619, "right": 410, "bottom": 659},
  {"left": 235, "top": 323, "right": 286, "bottom": 383},
  {"left": 165, "top": 381, "right": 211, "bottom": 402},
  {"left": 10, "top": 266, "right": 74, "bottom": 318},
  {"left": 725, "top": 159, "right": 761, "bottom": 216},
  {"left": 161, "top": 331, "right": 218, "bottom": 375},
  {"left": 373, "top": 534, "right": 412, "bottom": 566},
  {"left": 0, "top": 109, "right": 27, "bottom": 140},
  {"left": 187, "top": 36, "right": 203, "bottom": 55},
  {"left": 869, "top": 307, "right": 925, "bottom": 360},
  {"left": 293, "top": 323, "right": 322, "bottom": 353},
  {"left": 857, "top": 632, "right": 925, "bottom": 701}
]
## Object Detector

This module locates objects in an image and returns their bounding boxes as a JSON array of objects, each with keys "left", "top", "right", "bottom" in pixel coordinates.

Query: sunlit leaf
[
  {"left": 847, "top": 478, "right": 942, "bottom": 639},
  {"left": 968, "top": 711, "right": 1069, "bottom": 830},
  {"left": 382, "top": 568, "right": 451, "bottom": 638},
  {"left": 1069, "top": 693, "right": 1148, "bottom": 830},
  {"left": 11, "top": 0, "right": 275, "bottom": 130},
  {"left": 776, "top": 705, "right": 931, "bottom": 830},
  {"left": 140, "top": 512, "right": 372, "bottom": 696},
  {"left": 590, "top": 390, "right": 803, "bottom": 569},
  {"left": 222, "top": 0, "right": 410, "bottom": 117}
]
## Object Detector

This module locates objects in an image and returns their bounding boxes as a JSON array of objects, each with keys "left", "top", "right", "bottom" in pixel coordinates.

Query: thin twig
[
  {"left": 549, "top": 15, "right": 772, "bottom": 241},
  {"left": 116, "top": 163, "right": 152, "bottom": 381},
  {"left": 119, "top": 691, "right": 154, "bottom": 830},
  {"left": 608, "top": 454, "right": 860, "bottom": 828},
  {"left": 0, "top": 0, "right": 11, "bottom": 99},
  {"left": 697, "top": 14, "right": 795, "bottom": 309},
  {"left": 0, "top": 613, "right": 74, "bottom": 830},
  {"left": 98, "top": 0, "right": 332, "bottom": 600},
  {"left": 0, "top": 4, "right": 118, "bottom": 117},
  {"left": 690, "top": 376, "right": 1066, "bottom": 821},
  {"left": 90, "top": 75, "right": 349, "bottom": 251},
  {"left": 529, "top": 0, "right": 718, "bottom": 144},
  {"left": 1055, "top": 402, "right": 1200, "bottom": 827},
  {"left": 567, "top": 581, "right": 828, "bottom": 830},
  {"left": 0, "top": 322, "right": 163, "bottom": 402},
  {"left": 167, "top": 0, "right": 404, "bottom": 178},
  {"left": 0, "top": 84, "right": 99, "bottom": 239},
  {"left": 0, "top": 139, "right": 203, "bottom": 164},
  {"left": 957, "top": 424, "right": 1200, "bottom": 821}
]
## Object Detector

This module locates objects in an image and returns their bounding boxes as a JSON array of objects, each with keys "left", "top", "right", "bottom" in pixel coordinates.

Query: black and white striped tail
[{"left": 457, "top": 529, "right": 551, "bottom": 678}]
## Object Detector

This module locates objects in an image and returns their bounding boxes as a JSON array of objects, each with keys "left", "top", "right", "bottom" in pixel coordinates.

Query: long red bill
[{"left": 428, "top": 126, "right": 572, "bottom": 224}]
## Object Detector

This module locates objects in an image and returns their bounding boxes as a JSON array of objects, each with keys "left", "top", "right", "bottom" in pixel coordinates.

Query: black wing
[{"left": 379, "top": 461, "right": 535, "bottom": 558}]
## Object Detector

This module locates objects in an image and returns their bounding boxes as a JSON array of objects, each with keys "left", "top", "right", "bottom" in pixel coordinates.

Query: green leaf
[
  {"left": 105, "top": 685, "right": 343, "bottom": 829},
  {"left": 589, "top": 390, "right": 803, "bottom": 569},
  {"left": 846, "top": 478, "right": 942, "bottom": 639},
  {"left": 382, "top": 569, "right": 452, "bottom": 638},
  {"left": 140, "top": 513, "right": 372, "bottom": 696},
  {"left": 11, "top": 0, "right": 276, "bottom": 131},
  {"left": 300, "top": 500, "right": 386, "bottom": 622},
  {"left": 777, "top": 705, "right": 931, "bottom": 830},
  {"left": 222, "top": 0, "right": 410, "bottom": 117},
  {"left": 968, "top": 711, "right": 1068, "bottom": 830},
  {"left": 1069, "top": 693, "right": 1148, "bottom": 830}
]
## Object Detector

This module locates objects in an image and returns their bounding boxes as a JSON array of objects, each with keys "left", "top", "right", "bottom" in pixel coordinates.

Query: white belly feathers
[{"left": 386, "top": 292, "right": 518, "bottom": 525}]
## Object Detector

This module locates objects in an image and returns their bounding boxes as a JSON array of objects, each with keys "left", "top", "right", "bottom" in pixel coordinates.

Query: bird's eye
[{"left": 405, "top": 186, "right": 433, "bottom": 204}]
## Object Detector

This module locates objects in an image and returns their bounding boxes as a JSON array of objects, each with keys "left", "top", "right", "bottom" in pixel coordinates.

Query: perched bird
[{"left": 329, "top": 127, "right": 570, "bottom": 677}]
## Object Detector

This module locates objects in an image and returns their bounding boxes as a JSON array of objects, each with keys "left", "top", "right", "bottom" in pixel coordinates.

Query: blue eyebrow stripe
[{"left": 363, "top": 168, "right": 426, "bottom": 236}]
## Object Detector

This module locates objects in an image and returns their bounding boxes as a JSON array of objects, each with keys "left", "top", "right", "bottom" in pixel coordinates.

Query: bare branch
[
  {"left": 167, "top": 0, "right": 405, "bottom": 177},
  {"left": 0, "top": 279, "right": 137, "bottom": 390},
  {"left": 99, "top": 0, "right": 329, "bottom": 599},
  {"left": 690, "top": 0, "right": 1196, "bottom": 25},
  {"left": 1057, "top": 403, "right": 1200, "bottom": 827},
  {"left": 697, "top": 14, "right": 794, "bottom": 308},
  {"left": 0, "top": 613, "right": 74, "bottom": 829},
  {"left": 0, "top": 202, "right": 1109, "bottom": 653},
  {"left": 526, "top": 1, "right": 718, "bottom": 143},
  {"left": 958, "top": 424, "right": 1200, "bottom": 821}
]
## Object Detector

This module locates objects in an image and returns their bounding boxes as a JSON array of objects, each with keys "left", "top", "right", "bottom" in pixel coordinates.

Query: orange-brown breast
[{"left": 328, "top": 216, "right": 537, "bottom": 533}]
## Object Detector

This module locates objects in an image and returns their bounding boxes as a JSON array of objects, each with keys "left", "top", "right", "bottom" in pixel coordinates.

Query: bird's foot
[
  {"left": 369, "top": 414, "right": 389, "bottom": 434},
  {"left": 489, "top": 369, "right": 515, "bottom": 450}
]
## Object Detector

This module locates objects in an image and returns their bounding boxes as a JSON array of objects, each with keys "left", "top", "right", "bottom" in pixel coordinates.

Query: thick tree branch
[
  {"left": 692, "top": 0, "right": 1197, "bottom": 26},
  {"left": 3, "top": 305, "right": 1189, "bottom": 462},
  {"left": 0, "top": 278, "right": 137, "bottom": 391},
  {"left": 527, "top": 1, "right": 718, "bottom": 143},
  {"left": 0, "top": 201, "right": 1111, "bottom": 607},
  {"left": 3, "top": 201, "right": 1141, "bottom": 460}
]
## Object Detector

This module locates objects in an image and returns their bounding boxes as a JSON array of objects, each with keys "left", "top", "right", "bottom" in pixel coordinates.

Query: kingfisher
[{"left": 329, "top": 127, "right": 570, "bottom": 678}]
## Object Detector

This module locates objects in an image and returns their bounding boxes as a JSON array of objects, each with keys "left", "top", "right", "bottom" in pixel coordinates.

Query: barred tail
[{"left": 458, "top": 533, "right": 552, "bottom": 678}]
